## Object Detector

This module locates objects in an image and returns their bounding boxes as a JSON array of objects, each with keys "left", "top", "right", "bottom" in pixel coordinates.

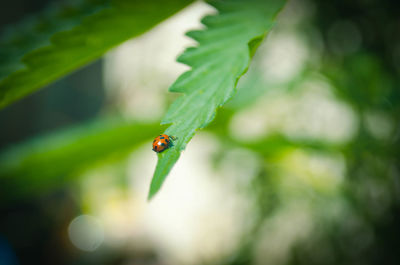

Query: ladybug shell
[{"left": 152, "top": 134, "right": 171, "bottom": 153}]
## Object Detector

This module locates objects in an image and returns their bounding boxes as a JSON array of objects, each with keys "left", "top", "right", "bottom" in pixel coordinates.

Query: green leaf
[
  {"left": 0, "top": 0, "right": 193, "bottom": 109},
  {"left": 148, "top": 0, "right": 286, "bottom": 199},
  {"left": 0, "top": 118, "right": 160, "bottom": 202}
]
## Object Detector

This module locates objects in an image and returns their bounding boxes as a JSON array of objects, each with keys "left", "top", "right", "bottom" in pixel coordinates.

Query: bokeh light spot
[{"left": 68, "top": 215, "right": 104, "bottom": 252}]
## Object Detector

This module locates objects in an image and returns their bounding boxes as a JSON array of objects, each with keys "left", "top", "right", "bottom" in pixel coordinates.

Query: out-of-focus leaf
[
  {"left": 148, "top": 0, "right": 286, "bottom": 199},
  {"left": 0, "top": 0, "right": 193, "bottom": 109},
  {"left": 0, "top": 118, "right": 160, "bottom": 202}
]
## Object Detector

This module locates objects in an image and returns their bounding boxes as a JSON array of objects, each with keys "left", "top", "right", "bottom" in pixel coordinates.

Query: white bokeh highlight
[{"left": 68, "top": 215, "right": 104, "bottom": 252}]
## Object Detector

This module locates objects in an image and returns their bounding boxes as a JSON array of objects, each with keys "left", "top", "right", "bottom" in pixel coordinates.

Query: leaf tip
[{"left": 147, "top": 190, "right": 156, "bottom": 201}]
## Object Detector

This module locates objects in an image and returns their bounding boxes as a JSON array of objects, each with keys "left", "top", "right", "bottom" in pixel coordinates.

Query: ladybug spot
[
  {"left": 160, "top": 136, "right": 165, "bottom": 139},
  {"left": 161, "top": 143, "right": 166, "bottom": 147}
]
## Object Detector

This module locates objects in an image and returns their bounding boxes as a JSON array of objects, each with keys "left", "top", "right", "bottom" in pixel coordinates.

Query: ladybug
[{"left": 152, "top": 134, "right": 176, "bottom": 153}]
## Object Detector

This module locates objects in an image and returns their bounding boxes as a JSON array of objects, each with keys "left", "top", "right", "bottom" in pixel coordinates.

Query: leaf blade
[
  {"left": 148, "top": 0, "right": 286, "bottom": 199},
  {"left": 0, "top": 118, "right": 160, "bottom": 202},
  {"left": 0, "top": 0, "right": 194, "bottom": 109}
]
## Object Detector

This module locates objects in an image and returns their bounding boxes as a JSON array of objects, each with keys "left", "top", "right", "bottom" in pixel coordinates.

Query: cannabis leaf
[
  {"left": 148, "top": 0, "right": 286, "bottom": 199},
  {"left": 0, "top": 0, "right": 193, "bottom": 109}
]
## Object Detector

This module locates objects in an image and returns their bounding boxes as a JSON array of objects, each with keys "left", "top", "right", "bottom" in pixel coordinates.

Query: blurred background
[{"left": 0, "top": 0, "right": 400, "bottom": 264}]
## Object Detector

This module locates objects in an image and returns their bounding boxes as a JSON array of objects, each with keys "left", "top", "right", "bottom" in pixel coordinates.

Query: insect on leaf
[{"left": 148, "top": 0, "right": 286, "bottom": 199}]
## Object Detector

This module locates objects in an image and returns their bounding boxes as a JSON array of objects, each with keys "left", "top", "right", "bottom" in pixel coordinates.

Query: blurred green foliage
[
  {"left": 0, "top": 0, "right": 193, "bottom": 109},
  {"left": 0, "top": 118, "right": 160, "bottom": 203}
]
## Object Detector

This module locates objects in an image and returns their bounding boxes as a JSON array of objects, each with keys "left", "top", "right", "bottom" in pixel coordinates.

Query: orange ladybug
[{"left": 152, "top": 134, "right": 176, "bottom": 153}]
